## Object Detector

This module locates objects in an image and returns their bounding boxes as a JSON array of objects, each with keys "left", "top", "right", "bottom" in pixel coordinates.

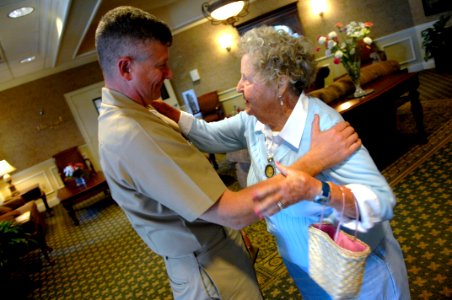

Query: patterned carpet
[
  {"left": 11, "top": 70, "right": 452, "bottom": 299},
  {"left": 384, "top": 121, "right": 451, "bottom": 300}
]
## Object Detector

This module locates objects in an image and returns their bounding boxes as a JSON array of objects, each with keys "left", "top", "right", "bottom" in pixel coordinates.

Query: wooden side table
[
  {"left": 57, "top": 172, "right": 110, "bottom": 225},
  {"left": 21, "top": 184, "right": 52, "bottom": 215},
  {"left": 329, "top": 71, "right": 425, "bottom": 168}
]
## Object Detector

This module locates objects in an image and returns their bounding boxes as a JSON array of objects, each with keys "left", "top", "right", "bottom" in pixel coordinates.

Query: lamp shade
[
  {"left": 0, "top": 160, "right": 16, "bottom": 177},
  {"left": 202, "top": 0, "right": 249, "bottom": 25}
]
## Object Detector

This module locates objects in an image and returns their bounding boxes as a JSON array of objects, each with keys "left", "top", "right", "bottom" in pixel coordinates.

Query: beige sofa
[{"left": 309, "top": 60, "right": 401, "bottom": 104}]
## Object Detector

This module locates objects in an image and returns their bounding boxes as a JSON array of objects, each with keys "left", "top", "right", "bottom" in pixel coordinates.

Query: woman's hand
[
  {"left": 253, "top": 162, "right": 321, "bottom": 217},
  {"left": 151, "top": 99, "right": 181, "bottom": 123}
]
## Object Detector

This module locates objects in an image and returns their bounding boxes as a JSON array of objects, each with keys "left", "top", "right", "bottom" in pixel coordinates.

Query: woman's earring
[{"left": 278, "top": 95, "right": 283, "bottom": 106}]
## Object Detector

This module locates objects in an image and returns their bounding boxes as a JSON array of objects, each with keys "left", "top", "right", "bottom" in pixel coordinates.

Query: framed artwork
[
  {"left": 182, "top": 89, "right": 201, "bottom": 117},
  {"left": 161, "top": 79, "right": 179, "bottom": 108},
  {"left": 92, "top": 97, "right": 102, "bottom": 114},
  {"left": 234, "top": 2, "right": 303, "bottom": 36},
  {"left": 422, "top": 0, "right": 452, "bottom": 16}
]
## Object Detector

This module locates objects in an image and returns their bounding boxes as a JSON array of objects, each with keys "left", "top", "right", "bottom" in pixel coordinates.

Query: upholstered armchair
[
  {"left": 0, "top": 198, "right": 52, "bottom": 262},
  {"left": 197, "top": 91, "right": 224, "bottom": 122},
  {"left": 197, "top": 91, "right": 225, "bottom": 169}
]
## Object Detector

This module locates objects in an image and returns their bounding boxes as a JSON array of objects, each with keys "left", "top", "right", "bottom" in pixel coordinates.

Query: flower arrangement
[
  {"left": 63, "top": 163, "right": 87, "bottom": 186},
  {"left": 63, "top": 162, "right": 85, "bottom": 178},
  {"left": 317, "top": 21, "right": 374, "bottom": 97}
]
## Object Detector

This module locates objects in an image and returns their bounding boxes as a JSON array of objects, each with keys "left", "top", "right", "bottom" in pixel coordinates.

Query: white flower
[
  {"left": 318, "top": 36, "right": 327, "bottom": 45},
  {"left": 327, "top": 40, "right": 337, "bottom": 49},
  {"left": 64, "top": 165, "right": 75, "bottom": 177},
  {"left": 363, "top": 37, "right": 373, "bottom": 45},
  {"left": 334, "top": 50, "right": 344, "bottom": 58},
  {"left": 328, "top": 31, "right": 337, "bottom": 39}
]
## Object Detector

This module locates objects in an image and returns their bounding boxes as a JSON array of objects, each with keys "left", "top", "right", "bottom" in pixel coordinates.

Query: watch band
[{"left": 313, "top": 181, "right": 331, "bottom": 205}]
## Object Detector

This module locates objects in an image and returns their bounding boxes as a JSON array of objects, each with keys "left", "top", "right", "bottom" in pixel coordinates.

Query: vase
[
  {"left": 342, "top": 48, "right": 367, "bottom": 98},
  {"left": 75, "top": 176, "right": 86, "bottom": 187}
]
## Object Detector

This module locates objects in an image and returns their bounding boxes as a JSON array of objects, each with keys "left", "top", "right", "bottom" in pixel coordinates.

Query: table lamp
[{"left": 0, "top": 160, "right": 19, "bottom": 196}]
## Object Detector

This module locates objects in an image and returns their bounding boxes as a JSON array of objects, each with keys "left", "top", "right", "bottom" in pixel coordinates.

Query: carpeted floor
[{"left": 12, "top": 70, "right": 452, "bottom": 299}]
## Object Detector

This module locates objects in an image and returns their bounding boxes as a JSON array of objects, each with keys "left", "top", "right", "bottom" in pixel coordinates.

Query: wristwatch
[{"left": 313, "top": 181, "right": 331, "bottom": 205}]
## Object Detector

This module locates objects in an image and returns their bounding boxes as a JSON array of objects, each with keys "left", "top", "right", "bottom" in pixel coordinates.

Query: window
[{"left": 234, "top": 2, "right": 303, "bottom": 36}]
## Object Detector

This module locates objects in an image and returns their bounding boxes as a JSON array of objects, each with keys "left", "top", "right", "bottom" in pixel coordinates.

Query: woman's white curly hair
[{"left": 239, "top": 26, "right": 317, "bottom": 95}]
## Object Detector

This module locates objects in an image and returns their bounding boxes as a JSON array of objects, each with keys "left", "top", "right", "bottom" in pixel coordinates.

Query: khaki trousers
[{"left": 163, "top": 228, "right": 262, "bottom": 300}]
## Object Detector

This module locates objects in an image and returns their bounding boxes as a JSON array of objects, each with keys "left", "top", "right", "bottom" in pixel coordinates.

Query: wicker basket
[{"left": 308, "top": 223, "right": 371, "bottom": 299}]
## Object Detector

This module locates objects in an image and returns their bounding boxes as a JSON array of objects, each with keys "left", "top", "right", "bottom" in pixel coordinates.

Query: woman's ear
[
  {"left": 118, "top": 57, "right": 132, "bottom": 80},
  {"left": 278, "top": 75, "right": 290, "bottom": 94}
]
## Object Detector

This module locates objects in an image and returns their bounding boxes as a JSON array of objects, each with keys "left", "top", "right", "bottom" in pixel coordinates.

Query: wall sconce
[
  {"left": 218, "top": 33, "right": 234, "bottom": 52},
  {"left": 202, "top": 0, "right": 249, "bottom": 25},
  {"left": 311, "top": 0, "right": 327, "bottom": 17},
  {"left": 0, "top": 160, "right": 19, "bottom": 196}
]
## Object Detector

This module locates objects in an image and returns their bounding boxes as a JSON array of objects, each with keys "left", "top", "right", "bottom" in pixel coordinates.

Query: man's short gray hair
[{"left": 95, "top": 6, "right": 172, "bottom": 76}]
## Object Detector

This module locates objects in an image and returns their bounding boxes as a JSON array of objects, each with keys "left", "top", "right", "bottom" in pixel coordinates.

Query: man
[{"left": 95, "top": 6, "right": 360, "bottom": 299}]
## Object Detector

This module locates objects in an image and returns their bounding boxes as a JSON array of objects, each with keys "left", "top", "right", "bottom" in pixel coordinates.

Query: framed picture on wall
[
  {"left": 93, "top": 97, "right": 102, "bottom": 114},
  {"left": 422, "top": 0, "right": 452, "bottom": 16},
  {"left": 234, "top": 2, "right": 303, "bottom": 36},
  {"left": 182, "top": 89, "right": 202, "bottom": 118}
]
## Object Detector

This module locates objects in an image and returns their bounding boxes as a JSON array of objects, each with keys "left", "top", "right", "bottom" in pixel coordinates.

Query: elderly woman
[{"left": 154, "top": 26, "right": 409, "bottom": 299}]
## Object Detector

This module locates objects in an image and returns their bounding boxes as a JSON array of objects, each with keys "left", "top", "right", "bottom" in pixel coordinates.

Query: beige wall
[
  {"left": 0, "top": 0, "right": 447, "bottom": 171},
  {"left": 168, "top": 0, "right": 418, "bottom": 104},
  {"left": 0, "top": 62, "right": 103, "bottom": 170}
]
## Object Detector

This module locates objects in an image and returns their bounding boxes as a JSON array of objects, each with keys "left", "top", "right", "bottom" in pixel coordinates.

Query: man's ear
[{"left": 118, "top": 57, "right": 132, "bottom": 80}]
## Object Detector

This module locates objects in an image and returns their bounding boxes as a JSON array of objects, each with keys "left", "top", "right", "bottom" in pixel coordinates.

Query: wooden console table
[
  {"left": 21, "top": 184, "right": 52, "bottom": 215},
  {"left": 329, "top": 71, "right": 426, "bottom": 168},
  {"left": 57, "top": 172, "right": 110, "bottom": 225}
]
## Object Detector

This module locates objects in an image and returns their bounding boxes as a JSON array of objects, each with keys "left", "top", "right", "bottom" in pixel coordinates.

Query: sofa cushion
[
  {"left": 0, "top": 205, "right": 13, "bottom": 214},
  {"left": 308, "top": 80, "right": 353, "bottom": 104},
  {"left": 359, "top": 60, "right": 400, "bottom": 85},
  {"left": 309, "top": 60, "right": 401, "bottom": 104}
]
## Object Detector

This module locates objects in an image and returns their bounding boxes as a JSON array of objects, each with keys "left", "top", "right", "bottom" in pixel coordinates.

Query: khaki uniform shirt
[{"left": 98, "top": 88, "right": 227, "bottom": 257}]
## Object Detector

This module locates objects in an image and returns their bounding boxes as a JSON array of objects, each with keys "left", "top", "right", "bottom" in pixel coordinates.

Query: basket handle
[{"left": 333, "top": 186, "right": 359, "bottom": 241}]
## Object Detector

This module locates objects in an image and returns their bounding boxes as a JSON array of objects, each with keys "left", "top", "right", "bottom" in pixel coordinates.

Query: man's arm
[
  {"left": 151, "top": 100, "right": 361, "bottom": 174},
  {"left": 201, "top": 116, "right": 362, "bottom": 229},
  {"left": 201, "top": 168, "right": 321, "bottom": 230}
]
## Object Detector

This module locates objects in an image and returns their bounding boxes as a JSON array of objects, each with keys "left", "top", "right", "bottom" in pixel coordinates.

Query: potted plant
[
  {"left": 421, "top": 15, "right": 452, "bottom": 72},
  {"left": 0, "top": 220, "right": 37, "bottom": 295}
]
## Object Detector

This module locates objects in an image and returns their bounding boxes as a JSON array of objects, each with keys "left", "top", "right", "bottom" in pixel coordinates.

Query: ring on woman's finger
[{"left": 276, "top": 200, "right": 285, "bottom": 211}]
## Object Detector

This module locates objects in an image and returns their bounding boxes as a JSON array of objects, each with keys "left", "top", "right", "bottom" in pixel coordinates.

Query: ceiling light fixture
[
  {"left": 20, "top": 56, "right": 36, "bottom": 64},
  {"left": 202, "top": 0, "right": 249, "bottom": 25},
  {"left": 8, "top": 6, "right": 34, "bottom": 19}
]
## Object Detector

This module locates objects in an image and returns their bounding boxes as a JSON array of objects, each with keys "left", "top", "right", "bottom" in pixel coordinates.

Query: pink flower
[{"left": 333, "top": 57, "right": 341, "bottom": 64}]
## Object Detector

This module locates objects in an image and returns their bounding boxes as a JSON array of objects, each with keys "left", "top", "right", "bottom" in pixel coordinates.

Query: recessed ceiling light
[
  {"left": 8, "top": 7, "right": 34, "bottom": 19},
  {"left": 20, "top": 56, "right": 36, "bottom": 64}
]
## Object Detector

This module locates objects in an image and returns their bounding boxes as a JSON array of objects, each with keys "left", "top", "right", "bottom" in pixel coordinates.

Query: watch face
[
  {"left": 314, "top": 196, "right": 330, "bottom": 205},
  {"left": 314, "top": 181, "right": 331, "bottom": 205}
]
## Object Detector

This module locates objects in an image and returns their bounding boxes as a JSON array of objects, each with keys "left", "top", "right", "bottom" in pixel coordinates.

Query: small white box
[{"left": 189, "top": 69, "right": 200, "bottom": 82}]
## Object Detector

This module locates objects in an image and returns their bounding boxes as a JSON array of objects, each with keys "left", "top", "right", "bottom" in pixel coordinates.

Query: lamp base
[{"left": 8, "top": 183, "right": 20, "bottom": 197}]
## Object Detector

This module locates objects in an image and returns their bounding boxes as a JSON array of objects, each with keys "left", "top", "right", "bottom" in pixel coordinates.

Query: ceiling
[{"left": 0, "top": 0, "right": 208, "bottom": 90}]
